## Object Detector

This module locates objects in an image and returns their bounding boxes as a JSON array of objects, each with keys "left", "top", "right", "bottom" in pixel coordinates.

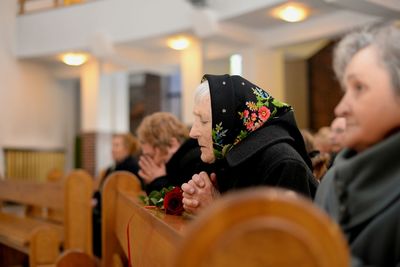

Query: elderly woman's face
[
  {"left": 190, "top": 94, "right": 215, "bottom": 163},
  {"left": 335, "top": 45, "right": 400, "bottom": 152}
]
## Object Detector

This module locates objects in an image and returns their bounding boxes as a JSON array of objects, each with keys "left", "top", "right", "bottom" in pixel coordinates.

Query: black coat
[
  {"left": 145, "top": 138, "right": 212, "bottom": 195},
  {"left": 103, "top": 155, "right": 142, "bottom": 189},
  {"left": 216, "top": 114, "right": 318, "bottom": 198}
]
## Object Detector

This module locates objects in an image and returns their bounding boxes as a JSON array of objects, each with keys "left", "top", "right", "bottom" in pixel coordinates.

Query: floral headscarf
[{"left": 202, "top": 74, "right": 292, "bottom": 160}]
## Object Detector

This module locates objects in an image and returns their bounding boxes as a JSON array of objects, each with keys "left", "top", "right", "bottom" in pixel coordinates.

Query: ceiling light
[
  {"left": 61, "top": 52, "right": 88, "bottom": 66},
  {"left": 167, "top": 36, "right": 191, "bottom": 50},
  {"left": 271, "top": 2, "right": 309, "bottom": 23}
]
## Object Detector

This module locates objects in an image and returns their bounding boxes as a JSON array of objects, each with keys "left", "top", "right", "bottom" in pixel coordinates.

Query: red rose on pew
[{"left": 163, "top": 187, "right": 184, "bottom": 216}]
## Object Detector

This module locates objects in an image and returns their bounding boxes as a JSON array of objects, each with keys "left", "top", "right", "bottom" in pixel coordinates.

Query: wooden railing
[{"left": 18, "top": 0, "right": 96, "bottom": 15}]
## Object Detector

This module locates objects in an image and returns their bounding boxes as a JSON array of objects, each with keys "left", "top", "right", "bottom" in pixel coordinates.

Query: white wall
[
  {"left": 204, "top": 57, "right": 230, "bottom": 75},
  {"left": 0, "top": 0, "right": 79, "bottom": 175}
]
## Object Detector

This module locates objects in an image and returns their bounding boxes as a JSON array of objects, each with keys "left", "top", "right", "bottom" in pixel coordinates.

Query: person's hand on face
[
  {"left": 181, "top": 172, "right": 220, "bottom": 214},
  {"left": 138, "top": 152, "right": 166, "bottom": 184}
]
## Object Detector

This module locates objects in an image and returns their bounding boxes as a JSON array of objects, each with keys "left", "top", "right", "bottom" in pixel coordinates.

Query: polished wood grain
[
  {"left": 0, "top": 170, "right": 93, "bottom": 267},
  {"left": 56, "top": 249, "right": 97, "bottom": 267},
  {"left": 102, "top": 171, "right": 189, "bottom": 267},
  {"left": 174, "top": 187, "right": 350, "bottom": 267},
  {"left": 103, "top": 174, "right": 349, "bottom": 267}
]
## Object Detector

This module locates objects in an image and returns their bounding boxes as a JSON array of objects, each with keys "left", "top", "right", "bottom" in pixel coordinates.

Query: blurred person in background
[
  {"left": 93, "top": 133, "right": 141, "bottom": 258},
  {"left": 328, "top": 116, "right": 346, "bottom": 167},
  {"left": 301, "top": 129, "right": 331, "bottom": 181}
]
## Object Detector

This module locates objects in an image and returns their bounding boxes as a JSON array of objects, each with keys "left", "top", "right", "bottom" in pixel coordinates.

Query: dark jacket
[
  {"left": 315, "top": 131, "right": 400, "bottom": 267},
  {"left": 145, "top": 138, "right": 212, "bottom": 195},
  {"left": 103, "top": 155, "right": 142, "bottom": 189},
  {"left": 216, "top": 113, "right": 318, "bottom": 198}
]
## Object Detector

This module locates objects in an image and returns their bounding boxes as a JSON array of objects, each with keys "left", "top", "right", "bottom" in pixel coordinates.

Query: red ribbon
[{"left": 126, "top": 213, "right": 135, "bottom": 267}]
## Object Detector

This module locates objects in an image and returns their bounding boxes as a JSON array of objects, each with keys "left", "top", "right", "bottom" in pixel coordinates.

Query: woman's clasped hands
[{"left": 181, "top": 172, "right": 220, "bottom": 214}]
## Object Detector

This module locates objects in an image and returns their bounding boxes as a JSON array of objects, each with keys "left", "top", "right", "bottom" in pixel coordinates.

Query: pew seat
[
  {"left": 0, "top": 170, "right": 93, "bottom": 267},
  {"left": 0, "top": 212, "right": 62, "bottom": 254}
]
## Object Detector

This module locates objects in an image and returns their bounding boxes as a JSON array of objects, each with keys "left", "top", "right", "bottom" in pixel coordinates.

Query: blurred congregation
[{"left": 0, "top": 0, "right": 400, "bottom": 267}]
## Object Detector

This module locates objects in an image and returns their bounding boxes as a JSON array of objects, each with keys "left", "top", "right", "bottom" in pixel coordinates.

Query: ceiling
[
  {"left": 225, "top": 0, "right": 340, "bottom": 30},
  {"left": 113, "top": 0, "right": 398, "bottom": 73},
  {"left": 29, "top": 0, "right": 400, "bottom": 76}
]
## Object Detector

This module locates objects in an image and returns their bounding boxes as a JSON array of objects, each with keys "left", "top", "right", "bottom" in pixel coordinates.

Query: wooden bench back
[
  {"left": 0, "top": 179, "right": 63, "bottom": 209},
  {"left": 56, "top": 249, "right": 97, "bottom": 267},
  {"left": 0, "top": 169, "right": 93, "bottom": 255},
  {"left": 174, "top": 187, "right": 350, "bottom": 267},
  {"left": 63, "top": 170, "right": 93, "bottom": 253},
  {"left": 102, "top": 171, "right": 151, "bottom": 267}
]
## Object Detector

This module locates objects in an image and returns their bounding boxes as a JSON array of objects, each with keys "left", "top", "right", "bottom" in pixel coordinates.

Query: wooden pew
[
  {"left": 103, "top": 171, "right": 188, "bottom": 267},
  {"left": 103, "top": 173, "right": 350, "bottom": 267},
  {"left": 102, "top": 171, "right": 154, "bottom": 267},
  {"left": 0, "top": 170, "right": 93, "bottom": 267},
  {"left": 174, "top": 188, "right": 350, "bottom": 267}
]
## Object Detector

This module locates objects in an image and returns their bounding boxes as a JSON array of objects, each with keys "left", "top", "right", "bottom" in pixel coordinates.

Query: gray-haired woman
[{"left": 315, "top": 21, "right": 400, "bottom": 266}]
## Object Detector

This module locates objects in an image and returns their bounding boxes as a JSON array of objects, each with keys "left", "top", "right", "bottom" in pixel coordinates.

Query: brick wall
[{"left": 81, "top": 132, "right": 96, "bottom": 177}]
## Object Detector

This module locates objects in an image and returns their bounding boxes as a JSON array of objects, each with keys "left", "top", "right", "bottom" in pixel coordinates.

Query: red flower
[
  {"left": 243, "top": 110, "right": 249, "bottom": 118},
  {"left": 245, "top": 121, "right": 254, "bottom": 131},
  {"left": 258, "top": 106, "right": 270, "bottom": 121},
  {"left": 251, "top": 112, "right": 257, "bottom": 121},
  {"left": 163, "top": 187, "right": 184, "bottom": 215}
]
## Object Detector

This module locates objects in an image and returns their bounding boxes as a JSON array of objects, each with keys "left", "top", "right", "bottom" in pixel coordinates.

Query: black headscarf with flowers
[{"left": 202, "top": 74, "right": 293, "bottom": 160}]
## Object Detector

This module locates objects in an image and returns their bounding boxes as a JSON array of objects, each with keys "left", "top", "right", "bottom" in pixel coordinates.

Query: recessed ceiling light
[
  {"left": 60, "top": 52, "right": 88, "bottom": 66},
  {"left": 167, "top": 36, "right": 191, "bottom": 50},
  {"left": 271, "top": 2, "right": 309, "bottom": 23}
]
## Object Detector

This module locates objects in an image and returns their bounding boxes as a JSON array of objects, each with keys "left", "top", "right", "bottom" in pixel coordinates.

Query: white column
[
  {"left": 180, "top": 38, "right": 204, "bottom": 125},
  {"left": 241, "top": 48, "right": 286, "bottom": 102},
  {"left": 80, "top": 58, "right": 129, "bottom": 175},
  {"left": 81, "top": 59, "right": 101, "bottom": 132},
  {"left": 81, "top": 60, "right": 129, "bottom": 133}
]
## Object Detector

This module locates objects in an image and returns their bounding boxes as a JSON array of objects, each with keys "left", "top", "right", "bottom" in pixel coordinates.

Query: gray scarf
[{"left": 315, "top": 130, "right": 400, "bottom": 230}]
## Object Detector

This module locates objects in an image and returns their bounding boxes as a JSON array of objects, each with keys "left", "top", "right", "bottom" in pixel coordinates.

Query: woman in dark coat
[
  {"left": 315, "top": 22, "right": 400, "bottom": 266},
  {"left": 182, "top": 74, "right": 317, "bottom": 213},
  {"left": 136, "top": 112, "right": 211, "bottom": 195}
]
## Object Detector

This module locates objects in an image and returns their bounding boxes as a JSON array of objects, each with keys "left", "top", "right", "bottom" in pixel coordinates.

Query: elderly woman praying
[{"left": 182, "top": 74, "right": 318, "bottom": 214}]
